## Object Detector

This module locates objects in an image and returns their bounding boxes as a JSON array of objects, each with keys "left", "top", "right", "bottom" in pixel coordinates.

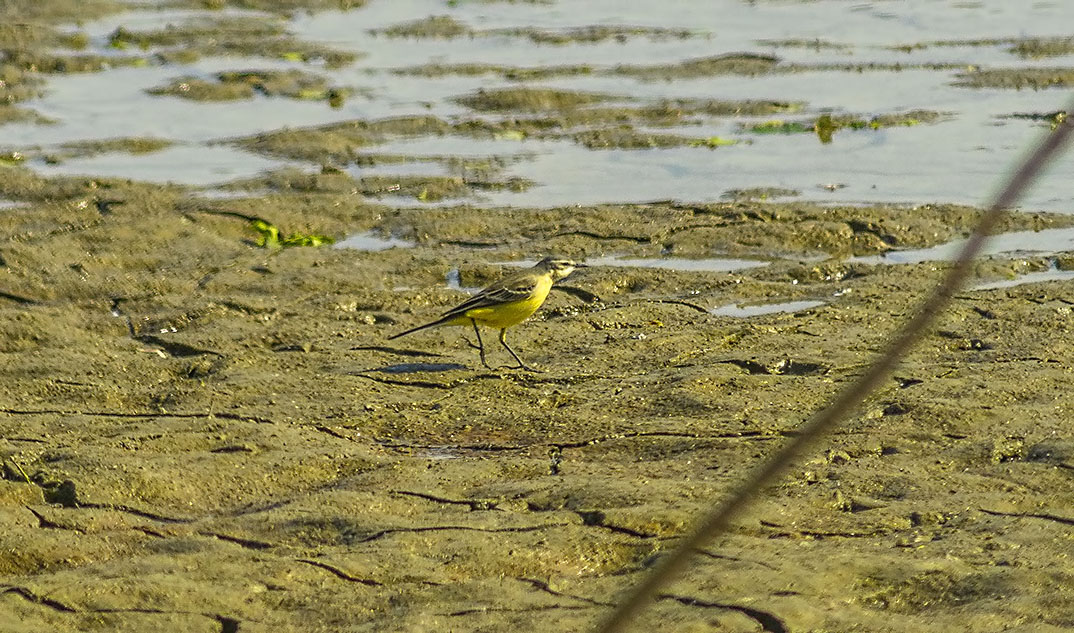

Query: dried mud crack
[{"left": 3, "top": 3, "right": 1074, "bottom": 631}]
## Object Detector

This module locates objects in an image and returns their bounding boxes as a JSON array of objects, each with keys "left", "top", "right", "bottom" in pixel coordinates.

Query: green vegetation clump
[
  {"left": 617, "top": 53, "right": 781, "bottom": 79},
  {"left": 108, "top": 16, "right": 357, "bottom": 67},
  {"left": 1009, "top": 37, "right": 1074, "bottom": 59},
  {"left": 249, "top": 218, "right": 334, "bottom": 249},
  {"left": 954, "top": 67, "right": 1074, "bottom": 90},
  {"left": 375, "top": 15, "right": 470, "bottom": 38},
  {"left": 745, "top": 110, "right": 946, "bottom": 143},
  {"left": 148, "top": 70, "right": 348, "bottom": 106},
  {"left": 44, "top": 137, "right": 173, "bottom": 162},
  {"left": 455, "top": 87, "right": 619, "bottom": 112}
]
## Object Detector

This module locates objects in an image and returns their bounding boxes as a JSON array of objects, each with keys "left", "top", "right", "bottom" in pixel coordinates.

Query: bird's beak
[{"left": 574, "top": 262, "right": 589, "bottom": 268}]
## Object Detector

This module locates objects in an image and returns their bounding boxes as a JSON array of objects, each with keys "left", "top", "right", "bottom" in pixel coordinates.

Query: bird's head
[{"left": 536, "top": 256, "right": 587, "bottom": 281}]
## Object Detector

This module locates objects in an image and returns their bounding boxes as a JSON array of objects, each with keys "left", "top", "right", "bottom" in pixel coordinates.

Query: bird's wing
[{"left": 440, "top": 275, "right": 539, "bottom": 319}]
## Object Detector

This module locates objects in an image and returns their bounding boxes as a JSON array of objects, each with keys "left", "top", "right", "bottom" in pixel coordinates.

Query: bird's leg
[
  {"left": 499, "top": 328, "right": 540, "bottom": 372},
  {"left": 468, "top": 319, "right": 491, "bottom": 370}
]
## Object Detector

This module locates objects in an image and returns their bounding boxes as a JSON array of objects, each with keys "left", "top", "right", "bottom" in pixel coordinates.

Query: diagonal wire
[{"left": 596, "top": 100, "right": 1074, "bottom": 633}]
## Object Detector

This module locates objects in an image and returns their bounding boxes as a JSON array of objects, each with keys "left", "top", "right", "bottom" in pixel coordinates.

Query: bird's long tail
[{"left": 387, "top": 316, "right": 453, "bottom": 340}]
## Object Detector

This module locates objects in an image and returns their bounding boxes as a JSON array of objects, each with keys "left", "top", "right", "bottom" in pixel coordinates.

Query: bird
[{"left": 388, "top": 256, "right": 586, "bottom": 371}]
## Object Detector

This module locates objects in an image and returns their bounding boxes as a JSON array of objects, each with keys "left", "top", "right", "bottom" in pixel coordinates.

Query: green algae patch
[
  {"left": 197, "top": 209, "right": 336, "bottom": 249},
  {"left": 248, "top": 218, "right": 334, "bottom": 249},
  {"left": 954, "top": 67, "right": 1074, "bottom": 90},
  {"left": 688, "top": 136, "right": 740, "bottom": 148},
  {"left": 747, "top": 119, "right": 814, "bottom": 135}
]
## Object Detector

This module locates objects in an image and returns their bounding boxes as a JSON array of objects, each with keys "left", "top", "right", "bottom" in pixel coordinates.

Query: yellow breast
[{"left": 456, "top": 276, "right": 553, "bottom": 329}]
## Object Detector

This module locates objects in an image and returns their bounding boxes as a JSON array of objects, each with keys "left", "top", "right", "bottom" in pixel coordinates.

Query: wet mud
[
  {"left": 4, "top": 163, "right": 1074, "bottom": 632},
  {"left": 3, "top": 2, "right": 1074, "bottom": 633}
]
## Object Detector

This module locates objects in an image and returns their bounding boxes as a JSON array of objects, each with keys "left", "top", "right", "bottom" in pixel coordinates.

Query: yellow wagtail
[{"left": 388, "top": 256, "right": 586, "bottom": 370}]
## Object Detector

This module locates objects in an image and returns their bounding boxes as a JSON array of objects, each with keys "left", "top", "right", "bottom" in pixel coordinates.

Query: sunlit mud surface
[{"left": 3, "top": 1, "right": 1074, "bottom": 632}]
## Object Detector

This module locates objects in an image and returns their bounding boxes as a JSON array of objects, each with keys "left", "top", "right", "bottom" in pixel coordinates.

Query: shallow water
[
  {"left": 31, "top": 143, "right": 299, "bottom": 185},
  {"left": 710, "top": 298, "right": 826, "bottom": 317},
  {"left": 5, "top": 4, "right": 1074, "bottom": 633},
  {"left": 4, "top": 0, "right": 1074, "bottom": 210},
  {"left": 335, "top": 231, "right": 415, "bottom": 251},
  {"left": 587, "top": 254, "right": 769, "bottom": 272},
  {"left": 971, "top": 261, "right": 1074, "bottom": 290},
  {"left": 851, "top": 225, "right": 1074, "bottom": 264}
]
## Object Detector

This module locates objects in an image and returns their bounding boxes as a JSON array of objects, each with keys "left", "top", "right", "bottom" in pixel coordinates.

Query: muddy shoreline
[{"left": 4, "top": 2, "right": 1074, "bottom": 632}]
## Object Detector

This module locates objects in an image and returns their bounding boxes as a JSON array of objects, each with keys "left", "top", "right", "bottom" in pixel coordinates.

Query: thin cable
[{"left": 596, "top": 101, "right": 1074, "bottom": 633}]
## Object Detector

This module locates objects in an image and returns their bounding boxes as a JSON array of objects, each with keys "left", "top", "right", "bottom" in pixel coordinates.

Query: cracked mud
[
  {"left": 5, "top": 167, "right": 1074, "bottom": 632},
  {"left": 3, "top": 1, "right": 1074, "bottom": 632}
]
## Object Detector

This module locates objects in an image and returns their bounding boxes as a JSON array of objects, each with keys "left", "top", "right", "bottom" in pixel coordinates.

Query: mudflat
[{"left": 3, "top": 1, "right": 1074, "bottom": 632}]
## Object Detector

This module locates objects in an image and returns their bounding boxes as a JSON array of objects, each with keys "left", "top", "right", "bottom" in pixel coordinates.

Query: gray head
[{"left": 535, "top": 256, "right": 586, "bottom": 281}]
